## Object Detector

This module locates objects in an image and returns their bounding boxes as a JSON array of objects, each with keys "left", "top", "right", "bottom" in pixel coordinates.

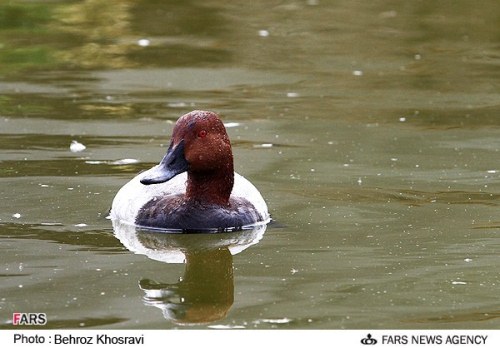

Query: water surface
[{"left": 1, "top": 0, "right": 500, "bottom": 329}]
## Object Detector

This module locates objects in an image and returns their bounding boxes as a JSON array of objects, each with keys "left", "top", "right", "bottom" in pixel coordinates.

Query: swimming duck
[{"left": 110, "top": 110, "right": 270, "bottom": 231}]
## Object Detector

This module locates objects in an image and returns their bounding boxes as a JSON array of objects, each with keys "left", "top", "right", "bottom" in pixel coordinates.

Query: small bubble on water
[
  {"left": 254, "top": 143, "right": 273, "bottom": 148},
  {"left": 286, "top": 92, "right": 300, "bottom": 98},
  {"left": 12, "top": 213, "right": 21, "bottom": 219},
  {"left": 137, "top": 39, "right": 150, "bottom": 47},
  {"left": 353, "top": 70, "right": 363, "bottom": 76},
  {"left": 258, "top": 29, "right": 269, "bottom": 37},
  {"left": 70, "top": 140, "right": 86, "bottom": 153}
]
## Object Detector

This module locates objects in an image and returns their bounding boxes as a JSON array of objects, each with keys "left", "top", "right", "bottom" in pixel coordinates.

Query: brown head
[{"left": 140, "top": 110, "right": 234, "bottom": 205}]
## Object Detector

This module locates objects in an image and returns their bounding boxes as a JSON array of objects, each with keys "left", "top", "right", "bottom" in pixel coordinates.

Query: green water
[{"left": 1, "top": 0, "right": 499, "bottom": 329}]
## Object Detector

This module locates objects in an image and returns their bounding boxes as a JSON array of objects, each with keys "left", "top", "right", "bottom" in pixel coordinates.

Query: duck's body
[
  {"left": 110, "top": 110, "right": 270, "bottom": 232},
  {"left": 111, "top": 171, "right": 269, "bottom": 231}
]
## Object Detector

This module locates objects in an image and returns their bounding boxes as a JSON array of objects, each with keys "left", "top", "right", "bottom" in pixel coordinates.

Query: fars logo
[
  {"left": 361, "top": 333, "right": 378, "bottom": 345},
  {"left": 12, "top": 313, "right": 47, "bottom": 326}
]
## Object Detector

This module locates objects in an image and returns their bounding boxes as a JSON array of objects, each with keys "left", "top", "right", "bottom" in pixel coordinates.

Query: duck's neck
[{"left": 186, "top": 165, "right": 234, "bottom": 206}]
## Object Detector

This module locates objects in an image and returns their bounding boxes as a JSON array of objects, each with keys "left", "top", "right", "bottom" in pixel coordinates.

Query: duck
[{"left": 110, "top": 110, "right": 270, "bottom": 232}]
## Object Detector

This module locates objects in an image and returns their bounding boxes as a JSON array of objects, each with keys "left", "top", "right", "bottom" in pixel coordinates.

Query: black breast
[{"left": 135, "top": 195, "right": 263, "bottom": 232}]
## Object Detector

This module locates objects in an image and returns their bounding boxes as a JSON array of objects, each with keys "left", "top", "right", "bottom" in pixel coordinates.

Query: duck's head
[{"left": 140, "top": 110, "right": 233, "bottom": 186}]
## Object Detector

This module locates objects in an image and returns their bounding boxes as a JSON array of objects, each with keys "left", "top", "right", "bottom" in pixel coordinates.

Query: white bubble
[
  {"left": 258, "top": 30, "right": 269, "bottom": 37},
  {"left": 70, "top": 140, "right": 86, "bottom": 152},
  {"left": 137, "top": 39, "right": 150, "bottom": 47}
]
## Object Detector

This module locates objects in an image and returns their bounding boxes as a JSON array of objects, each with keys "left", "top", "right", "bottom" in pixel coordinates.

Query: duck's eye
[{"left": 197, "top": 130, "right": 207, "bottom": 138}]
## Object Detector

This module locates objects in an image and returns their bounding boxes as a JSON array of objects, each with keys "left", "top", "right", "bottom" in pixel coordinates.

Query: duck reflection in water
[
  {"left": 140, "top": 248, "right": 233, "bottom": 324},
  {"left": 112, "top": 220, "right": 267, "bottom": 325}
]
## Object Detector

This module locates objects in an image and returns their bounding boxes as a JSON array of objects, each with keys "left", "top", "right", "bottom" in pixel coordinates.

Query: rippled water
[{"left": 1, "top": 0, "right": 500, "bottom": 329}]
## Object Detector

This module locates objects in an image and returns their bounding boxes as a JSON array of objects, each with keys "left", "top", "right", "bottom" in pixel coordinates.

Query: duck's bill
[{"left": 140, "top": 140, "right": 188, "bottom": 185}]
